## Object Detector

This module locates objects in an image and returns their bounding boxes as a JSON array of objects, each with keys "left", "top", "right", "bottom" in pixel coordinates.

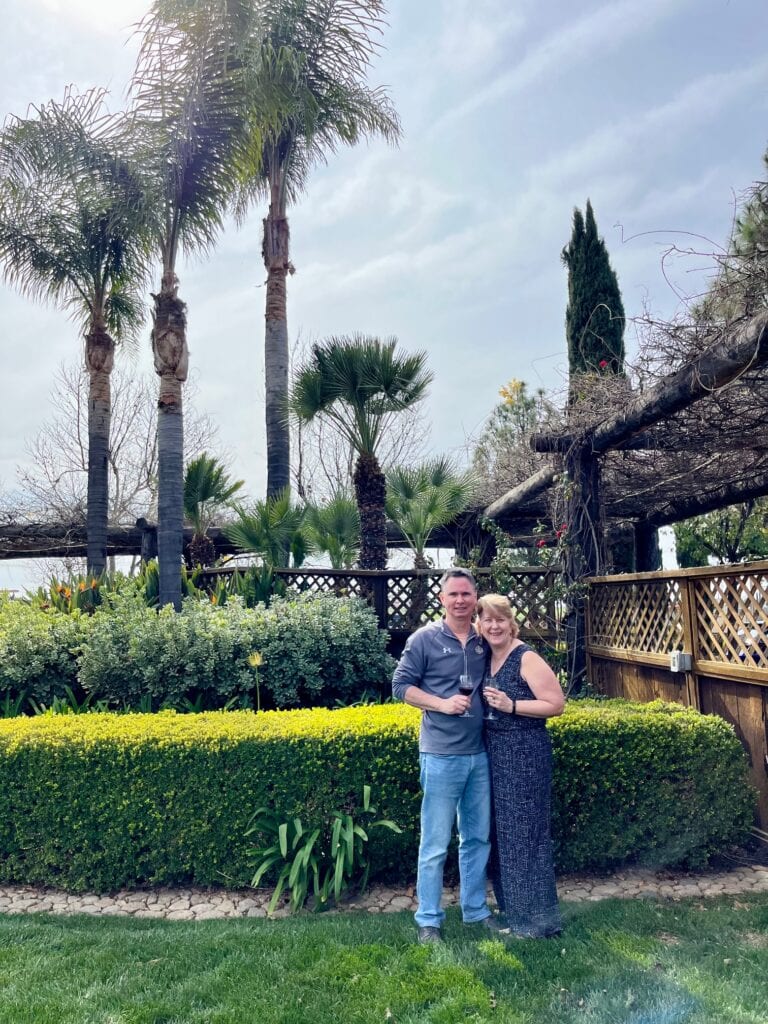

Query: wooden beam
[
  {"left": 591, "top": 310, "right": 768, "bottom": 452},
  {"left": 483, "top": 466, "right": 557, "bottom": 520},
  {"left": 533, "top": 309, "right": 768, "bottom": 454}
]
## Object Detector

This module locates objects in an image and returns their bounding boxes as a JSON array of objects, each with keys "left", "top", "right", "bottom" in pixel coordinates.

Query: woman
[{"left": 476, "top": 593, "right": 565, "bottom": 938}]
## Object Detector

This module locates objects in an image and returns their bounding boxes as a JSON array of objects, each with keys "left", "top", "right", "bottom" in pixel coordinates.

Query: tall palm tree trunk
[
  {"left": 263, "top": 178, "right": 292, "bottom": 498},
  {"left": 152, "top": 271, "right": 188, "bottom": 610},
  {"left": 85, "top": 317, "right": 115, "bottom": 577},
  {"left": 353, "top": 452, "right": 387, "bottom": 570}
]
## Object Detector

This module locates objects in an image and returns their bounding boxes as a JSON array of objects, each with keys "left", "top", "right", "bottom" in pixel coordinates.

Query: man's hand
[
  {"left": 442, "top": 694, "right": 471, "bottom": 715},
  {"left": 403, "top": 685, "right": 470, "bottom": 715}
]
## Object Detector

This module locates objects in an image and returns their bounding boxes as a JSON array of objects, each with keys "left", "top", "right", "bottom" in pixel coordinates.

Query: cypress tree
[{"left": 561, "top": 200, "right": 626, "bottom": 386}]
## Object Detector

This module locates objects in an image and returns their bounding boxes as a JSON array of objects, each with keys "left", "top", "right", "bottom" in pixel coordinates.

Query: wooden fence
[{"left": 587, "top": 560, "right": 768, "bottom": 830}]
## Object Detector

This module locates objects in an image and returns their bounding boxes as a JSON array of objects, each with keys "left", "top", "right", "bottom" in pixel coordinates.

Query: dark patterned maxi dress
[{"left": 484, "top": 643, "right": 562, "bottom": 937}]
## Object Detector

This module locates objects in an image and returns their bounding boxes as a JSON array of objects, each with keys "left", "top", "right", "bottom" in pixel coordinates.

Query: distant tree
[
  {"left": 472, "top": 379, "right": 553, "bottom": 499},
  {"left": 673, "top": 500, "right": 768, "bottom": 567},
  {"left": 290, "top": 334, "right": 432, "bottom": 569},
  {"left": 561, "top": 200, "right": 625, "bottom": 391},
  {"left": 183, "top": 453, "right": 244, "bottom": 567}
]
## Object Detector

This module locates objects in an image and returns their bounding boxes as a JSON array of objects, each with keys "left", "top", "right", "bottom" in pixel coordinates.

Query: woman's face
[{"left": 479, "top": 612, "right": 513, "bottom": 648}]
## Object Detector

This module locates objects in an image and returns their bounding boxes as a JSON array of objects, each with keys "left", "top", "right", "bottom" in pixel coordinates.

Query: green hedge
[
  {"left": 0, "top": 591, "right": 394, "bottom": 712},
  {"left": 0, "top": 700, "right": 755, "bottom": 892}
]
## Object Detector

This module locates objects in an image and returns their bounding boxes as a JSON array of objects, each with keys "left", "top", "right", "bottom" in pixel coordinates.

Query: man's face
[{"left": 439, "top": 576, "right": 477, "bottom": 624}]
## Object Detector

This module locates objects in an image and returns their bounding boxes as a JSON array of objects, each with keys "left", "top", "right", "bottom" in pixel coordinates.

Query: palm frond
[
  {"left": 0, "top": 87, "right": 151, "bottom": 340},
  {"left": 183, "top": 452, "right": 244, "bottom": 534},
  {"left": 224, "top": 488, "right": 310, "bottom": 568},
  {"left": 289, "top": 334, "right": 432, "bottom": 459}
]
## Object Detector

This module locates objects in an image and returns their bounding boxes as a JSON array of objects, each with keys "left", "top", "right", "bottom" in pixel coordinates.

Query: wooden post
[
  {"left": 679, "top": 575, "right": 700, "bottom": 710},
  {"left": 564, "top": 444, "right": 605, "bottom": 693},
  {"left": 136, "top": 518, "right": 158, "bottom": 563}
]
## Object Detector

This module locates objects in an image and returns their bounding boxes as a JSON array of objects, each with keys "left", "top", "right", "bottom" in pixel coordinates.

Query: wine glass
[
  {"left": 483, "top": 677, "right": 498, "bottom": 721},
  {"left": 458, "top": 674, "right": 474, "bottom": 717}
]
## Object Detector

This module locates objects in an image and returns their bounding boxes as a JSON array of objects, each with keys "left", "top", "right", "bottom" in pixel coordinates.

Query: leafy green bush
[
  {"left": 0, "top": 596, "right": 90, "bottom": 709},
  {"left": 550, "top": 699, "right": 756, "bottom": 871},
  {"left": 77, "top": 591, "right": 394, "bottom": 711},
  {"left": 77, "top": 592, "right": 258, "bottom": 710},
  {"left": 0, "top": 700, "right": 755, "bottom": 892}
]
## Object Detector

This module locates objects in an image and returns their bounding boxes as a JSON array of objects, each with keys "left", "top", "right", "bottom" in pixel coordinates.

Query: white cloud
[
  {"left": 432, "top": 0, "right": 697, "bottom": 131},
  {"left": 30, "top": 0, "right": 147, "bottom": 35}
]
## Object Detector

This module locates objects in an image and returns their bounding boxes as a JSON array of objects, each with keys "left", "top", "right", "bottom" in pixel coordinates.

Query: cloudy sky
[{"left": 1, "top": 0, "right": 767, "bottom": 590}]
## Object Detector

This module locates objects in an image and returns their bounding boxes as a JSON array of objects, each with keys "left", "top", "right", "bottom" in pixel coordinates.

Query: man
[{"left": 392, "top": 566, "right": 501, "bottom": 943}]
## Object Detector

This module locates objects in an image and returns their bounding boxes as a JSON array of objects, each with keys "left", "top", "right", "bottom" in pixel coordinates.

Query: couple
[{"left": 392, "top": 566, "right": 564, "bottom": 943}]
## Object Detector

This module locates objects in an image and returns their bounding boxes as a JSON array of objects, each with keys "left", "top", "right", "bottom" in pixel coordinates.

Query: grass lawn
[{"left": 0, "top": 893, "right": 766, "bottom": 1023}]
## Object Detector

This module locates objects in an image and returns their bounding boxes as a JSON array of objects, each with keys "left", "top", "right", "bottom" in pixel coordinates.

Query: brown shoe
[{"left": 417, "top": 926, "right": 443, "bottom": 944}]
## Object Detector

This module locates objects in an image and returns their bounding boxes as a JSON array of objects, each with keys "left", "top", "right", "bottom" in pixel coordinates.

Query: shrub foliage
[
  {"left": 0, "top": 591, "right": 394, "bottom": 712},
  {"left": 0, "top": 700, "right": 754, "bottom": 891}
]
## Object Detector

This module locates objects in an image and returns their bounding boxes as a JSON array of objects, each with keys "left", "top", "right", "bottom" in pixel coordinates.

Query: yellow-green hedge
[{"left": 0, "top": 700, "right": 755, "bottom": 891}]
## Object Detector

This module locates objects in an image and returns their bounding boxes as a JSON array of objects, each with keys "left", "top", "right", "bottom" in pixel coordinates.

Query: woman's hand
[{"left": 483, "top": 685, "right": 512, "bottom": 714}]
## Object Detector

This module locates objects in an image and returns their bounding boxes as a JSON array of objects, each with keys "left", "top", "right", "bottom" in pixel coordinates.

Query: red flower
[
  {"left": 599, "top": 359, "right": 608, "bottom": 369},
  {"left": 537, "top": 539, "right": 546, "bottom": 548}
]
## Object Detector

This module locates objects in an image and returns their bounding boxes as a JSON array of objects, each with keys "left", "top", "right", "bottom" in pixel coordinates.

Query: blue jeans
[{"left": 415, "top": 751, "right": 491, "bottom": 928}]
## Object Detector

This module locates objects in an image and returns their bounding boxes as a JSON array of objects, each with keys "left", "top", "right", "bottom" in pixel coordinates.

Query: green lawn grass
[{"left": 0, "top": 893, "right": 766, "bottom": 1023}]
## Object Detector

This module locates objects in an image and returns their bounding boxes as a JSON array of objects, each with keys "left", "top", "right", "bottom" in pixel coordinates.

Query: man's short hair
[{"left": 439, "top": 566, "right": 477, "bottom": 590}]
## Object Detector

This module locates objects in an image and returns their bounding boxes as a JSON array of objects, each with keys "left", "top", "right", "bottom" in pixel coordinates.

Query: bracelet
[{"left": 511, "top": 699, "right": 517, "bottom": 716}]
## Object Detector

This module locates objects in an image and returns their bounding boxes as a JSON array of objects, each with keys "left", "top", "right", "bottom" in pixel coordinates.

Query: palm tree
[
  {"left": 386, "top": 458, "right": 476, "bottom": 570},
  {"left": 290, "top": 334, "right": 432, "bottom": 569},
  {"left": 306, "top": 491, "right": 360, "bottom": 569},
  {"left": 386, "top": 458, "right": 476, "bottom": 628},
  {"left": 183, "top": 453, "right": 244, "bottom": 567},
  {"left": 225, "top": 488, "right": 310, "bottom": 568},
  {"left": 234, "top": 0, "right": 401, "bottom": 497},
  {"left": 0, "top": 88, "right": 150, "bottom": 576},
  {"left": 128, "top": 0, "right": 270, "bottom": 608}
]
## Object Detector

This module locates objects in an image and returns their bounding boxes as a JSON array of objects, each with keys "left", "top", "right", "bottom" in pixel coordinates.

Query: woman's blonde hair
[{"left": 475, "top": 593, "right": 519, "bottom": 639}]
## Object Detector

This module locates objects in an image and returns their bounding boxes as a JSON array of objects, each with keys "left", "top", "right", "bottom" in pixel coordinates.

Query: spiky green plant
[{"left": 306, "top": 492, "right": 360, "bottom": 569}]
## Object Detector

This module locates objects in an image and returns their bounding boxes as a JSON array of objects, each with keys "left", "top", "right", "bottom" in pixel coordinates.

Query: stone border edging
[{"left": 1, "top": 865, "right": 766, "bottom": 921}]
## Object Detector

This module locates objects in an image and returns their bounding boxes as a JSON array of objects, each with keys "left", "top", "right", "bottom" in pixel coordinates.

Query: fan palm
[
  {"left": 234, "top": 0, "right": 401, "bottom": 497},
  {"left": 306, "top": 491, "right": 360, "bottom": 569},
  {"left": 290, "top": 334, "right": 432, "bottom": 569},
  {"left": 0, "top": 87, "right": 150, "bottom": 576},
  {"left": 225, "top": 488, "right": 310, "bottom": 568},
  {"left": 386, "top": 458, "right": 476, "bottom": 570},
  {"left": 386, "top": 458, "right": 476, "bottom": 629},
  {"left": 128, "top": 0, "right": 276, "bottom": 607},
  {"left": 183, "top": 453, "right": 244, "bottom": 566}
]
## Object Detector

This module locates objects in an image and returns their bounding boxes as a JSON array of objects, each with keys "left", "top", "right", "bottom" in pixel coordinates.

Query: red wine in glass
[{"left": 458, "top": 674, "right": 474, "bottom": 717}]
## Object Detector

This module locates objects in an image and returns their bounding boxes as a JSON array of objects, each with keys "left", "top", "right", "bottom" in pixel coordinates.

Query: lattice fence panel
[
  {"left": 280, "top": 571, "right": 365, "bottom": 600},
  {"left": 386, "top": 575, "right": 443, "bottom": 625},
  {"left": 589, "top": 579, "right": 683, "bottom": 654},
  {"left": 693, "top": 572, "right": 768, "bottom": 668},
  {"left": 275, "top": 568, "right": 561, "bottom": 634}
]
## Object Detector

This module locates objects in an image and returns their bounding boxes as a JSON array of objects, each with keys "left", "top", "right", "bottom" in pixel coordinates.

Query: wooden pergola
[{"left": 480, "top": 308, "right": 768, "bottom": 688}]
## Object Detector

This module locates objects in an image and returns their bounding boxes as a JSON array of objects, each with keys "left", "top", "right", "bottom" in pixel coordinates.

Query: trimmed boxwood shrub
[
  {"left": 550, "top": 699, "right": 756, "bottom": 871},
  {"left": 0, "top": 700, "right": 755, "bottom": 892}
]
